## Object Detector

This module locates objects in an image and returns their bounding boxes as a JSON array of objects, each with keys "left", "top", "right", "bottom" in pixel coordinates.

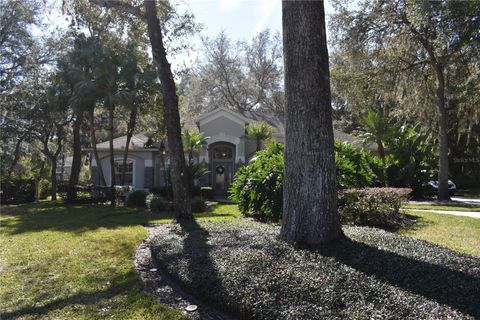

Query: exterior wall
[
  {"left": 91, "top": 151, "right": 154, "bottom": 190},
  {"left": 200, "top": 115, "right": 245, "bottom": 138},
  {"left": 244, "top": 138, "right": 258, "bottom": 162},
  {"left": 200, "top": 115, "right": 246, "bottom": 163}
]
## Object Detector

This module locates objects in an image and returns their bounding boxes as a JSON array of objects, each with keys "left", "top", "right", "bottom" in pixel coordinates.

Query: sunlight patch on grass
[
  {"left": 403, "top": 204, "right": 480, "bottom": 212},
  {"left": 0, "top": 201, "right": 231, "bottom": 319},
  {"left": 399, "top": 210, "right": 480, "bottom": 257}
]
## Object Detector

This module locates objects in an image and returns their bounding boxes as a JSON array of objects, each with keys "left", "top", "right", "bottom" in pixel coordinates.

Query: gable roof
[
  {"left": 88, "top": 108, "right": 375, "bottom": 152},
  {"left": 92, "top": 133, "right": 159, "bottom": 151}
]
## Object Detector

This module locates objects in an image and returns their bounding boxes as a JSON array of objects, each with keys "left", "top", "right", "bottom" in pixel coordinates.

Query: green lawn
[
  {"left": 399, "top": 210, "right": 480, "bottom": 257},
  {"left": 0, "top": 202, "right": 240, "bottom": 320},
  {"left": 403, "top": 204, "right": 480, "bottom": 212}
]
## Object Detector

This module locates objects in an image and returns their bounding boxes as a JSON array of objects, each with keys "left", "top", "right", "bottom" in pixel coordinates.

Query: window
[
  {"left": 114, "top": 160, "right": 133, "bottom": 186},
  {"left": 213, "top": 146, "right": 233, "bottom": 160}
]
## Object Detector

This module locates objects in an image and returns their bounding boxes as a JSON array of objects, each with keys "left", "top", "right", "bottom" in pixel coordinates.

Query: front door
[
  {"left": 210, "top": 143, "right": 235, "bottom": 196},
  {"left": 213, "top": 163, "right": 233, "bottom": 195}
]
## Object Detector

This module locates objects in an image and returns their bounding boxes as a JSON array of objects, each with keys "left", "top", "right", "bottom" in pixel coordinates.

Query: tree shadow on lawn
[
  {"left": 316, "top": 236, "right": 480, "bottom": 318},
  {"left": 1, "top": 271, "right": 139, "bottom": 320},
  {"left": 177, "top": 219, "right": 232, "bottom": 315},
  {"left": 1, "top": 202, "right": 234, "bottom": 235}
]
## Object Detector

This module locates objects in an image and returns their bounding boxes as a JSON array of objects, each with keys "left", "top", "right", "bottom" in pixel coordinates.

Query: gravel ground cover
[{"left": 150, "top": 220, "right": 480, "bottom": 320}]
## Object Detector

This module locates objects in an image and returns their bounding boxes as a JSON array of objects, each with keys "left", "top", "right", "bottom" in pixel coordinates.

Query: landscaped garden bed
[{"left": 150, "top": 220, "right": 480, "bottom": 319}]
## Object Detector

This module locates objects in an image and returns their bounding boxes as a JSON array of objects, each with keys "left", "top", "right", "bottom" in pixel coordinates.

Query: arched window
[{"left": 212, "top": 146, "right": 234, "bottom": 160}]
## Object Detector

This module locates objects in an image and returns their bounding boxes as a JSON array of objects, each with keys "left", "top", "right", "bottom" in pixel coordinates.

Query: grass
[
  {"left": 0, "top": 201, "right": 239, "bottom": 320},
  {"left": 456, "top": 188, "right": 480, "bottom": 198},
  {"left": 403, "top": 204, "right": 480, "bottom": 212},
  {"left": 399, "top": 210, "right": 480, "bottom": 257}
]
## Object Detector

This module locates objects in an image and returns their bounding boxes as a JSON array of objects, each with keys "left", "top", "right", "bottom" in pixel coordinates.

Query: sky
[
  {"left": 175, "top": 0, "right": 335, "bottom": 68},
  {"left": 37, "top": 0, "right": 335, "bottom": 70}
]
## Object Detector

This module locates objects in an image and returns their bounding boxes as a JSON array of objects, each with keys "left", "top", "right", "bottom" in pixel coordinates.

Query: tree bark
[
  {"left": 280, "top": 0, "right": 343, "bottom": 245},
  {"left": 144, "top": 0, "right": 192, "bottom": 221},
  {"left": 67, "top": 114, "right": 83, "bottom": 202},
  {"left": 108, "top": 105, "right": 116, "bottom": 205},
  {"left": 434, "top": 65, "right": 450, "bottom": 201},
  {"left": 88, "top": 108, "right": 107, "bottom": 186},
  {"left": 122, "top": 106, "right": 138, "bottom": 185},
  {"left": 50, "top": 158, "right": 58, "bottom": 201}
]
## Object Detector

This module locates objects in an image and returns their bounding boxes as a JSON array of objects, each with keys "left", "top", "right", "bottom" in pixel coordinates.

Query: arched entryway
[{"left": 209, "top": 142, "right": 236, "bottom": 195}]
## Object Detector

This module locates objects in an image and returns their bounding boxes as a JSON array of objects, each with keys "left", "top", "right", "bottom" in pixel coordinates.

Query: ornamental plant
[{"left": 229, "top": 142, "right": 284, "bottom": 222}]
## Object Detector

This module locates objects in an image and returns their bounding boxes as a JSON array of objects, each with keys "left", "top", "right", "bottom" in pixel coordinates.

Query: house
[{"left": 87, "top": 107, "right": 373, "bottom": 195}]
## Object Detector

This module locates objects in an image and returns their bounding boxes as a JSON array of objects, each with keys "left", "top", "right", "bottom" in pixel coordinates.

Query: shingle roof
[
  {"left": 91, "top": 108, "right": 376, "bottom": 152},
  {"left": 94, "top": 132, "right": 158, "bottom": 151}
]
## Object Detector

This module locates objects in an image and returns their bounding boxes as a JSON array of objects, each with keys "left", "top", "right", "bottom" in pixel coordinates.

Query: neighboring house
[
  {"left": 86, "top": 107, "right": 374, "bottom": 195},
  {"left": 56, "top": 156, "right": 73, "bottom": 182}
]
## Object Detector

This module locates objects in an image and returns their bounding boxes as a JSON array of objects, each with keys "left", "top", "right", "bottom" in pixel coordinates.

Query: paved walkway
[{"left": 402, "top": 208, "right": 480, "bottom": 219}]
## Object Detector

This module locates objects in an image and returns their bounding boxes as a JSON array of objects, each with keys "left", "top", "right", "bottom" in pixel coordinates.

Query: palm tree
[
  {"left": 358, "top": 110, "right": 391, "bottom": 162},
  {"left": 246, "top": 121, "right": 275, "bottom": 152},
  {"left": 94, "top": 43, "right": 132, "bottom": 205},
  {"left": 182, "top": 128, "right": 208, "bottom": 163},
  {"left": 182, "top": 128, "right": 210, "bottom": 188}
]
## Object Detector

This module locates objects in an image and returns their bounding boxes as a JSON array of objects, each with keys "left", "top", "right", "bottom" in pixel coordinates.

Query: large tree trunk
[
  {"left": 434, "top": 66, "right": 450, "bottom": 201},
  {"left": 50, "top": 158, "right": 58, "bottom": 201},
  {"left": 9, "top": 133, "right": 26, "bottom": 174},
  {"left": 67, "top": 114, "right": 83, "bottom": 202},
  {"left": 280, "top": 0, "right": 343, "bottom": 246},
  {"left": 144, "top": 0, "right": 192, "bottom": 221},
  {"left": 88, "top": 108, "right": 107, "bottom": 186},
  {"left": 108, "top": 105, "right": 116, "bottom": 206},
  {"left": 122, "top": 106, "right": 138, "bottom": 185}
]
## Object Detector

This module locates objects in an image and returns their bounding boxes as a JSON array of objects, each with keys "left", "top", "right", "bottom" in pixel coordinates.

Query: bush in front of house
[
  {"left": 191, "top": 196, "right": 207, "bottom": 212},
  {"left": 151, "top": 221, "right": 480, "bottom": 319},
  {"left": 150, "top": 186, "right": 173, "bottom": 200},
  {"left": 338, "top": 188, "right": 412, "bottom": 229},
  {"left": 335, "top": 140, "right": 385, "bottom": 188},
  {"left": 147, "top": 194, "right": 170, "bottom": 212},
  {"left": 126, "top": 190, "right": 148, "bottom": 207},
  {"left": 0, "top": 177, "right": 35, "bottom": 204},
  {"left": 200, "top": 186, "right": 214, "bottom": 200},
  {"left": 229, "top": 142, "right": 284, "bottom": 222}
]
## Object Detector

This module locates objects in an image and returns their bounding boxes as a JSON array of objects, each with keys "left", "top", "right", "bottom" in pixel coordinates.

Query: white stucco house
[{"left": 87, "top": 107, "right": 372, "bottom": 195}]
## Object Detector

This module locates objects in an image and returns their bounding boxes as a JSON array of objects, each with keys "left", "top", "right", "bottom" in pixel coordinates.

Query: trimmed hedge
[
  {"left": 151, "top": 221, "right": 480, "bottom": 320},
  {"left": 338, "top": 188, "right": 412, "bottom": 229}
]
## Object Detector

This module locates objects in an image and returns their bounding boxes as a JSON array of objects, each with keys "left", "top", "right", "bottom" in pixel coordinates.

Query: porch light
[{"left": 160, "top": 141, "right": 166, "bottom": 155}]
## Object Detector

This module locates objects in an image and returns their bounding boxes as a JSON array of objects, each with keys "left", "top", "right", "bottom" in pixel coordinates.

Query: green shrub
[
  {"left": 335, "top": 140, "right": 384, "bottom": 188},
  {"left": 338, "top": 188, "right": 412, "bottom": 229},
  {"left": 229, "top": 142, "right": 284, "bottom": 222},
  {"left": 0, "top": 177, "right": 35, "bottom": 204},
  {"left": 191, "top": 196, "right": 207, "bottom": 212},
  {"left": 384, "top": 124, "right": 437, "bottom": 198},
  {"left": 230, "top": 141, "right": 389, "bottom": 222},
  {"left": 126, "top": 190, "right": 148, "bottom": 207},
  {"left": 147, "top": 194, "right": 170, "bottom": 212},
  {"left": 39, "top": 178, "right": 52, "bottom": 199},
  {"left": 150, "top": 186, "right": 173, "bottom": 200},
  {"left": 200, "top": 187, "right": 214, "bottom": 200}
]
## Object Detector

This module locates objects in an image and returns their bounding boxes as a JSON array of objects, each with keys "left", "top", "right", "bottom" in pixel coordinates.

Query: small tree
[
  {"left": 182, "top": 128, "right": 209, "bottom": 188},
  {"left": 246, "top": 121, "right": 275, "bottom": 152}
]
